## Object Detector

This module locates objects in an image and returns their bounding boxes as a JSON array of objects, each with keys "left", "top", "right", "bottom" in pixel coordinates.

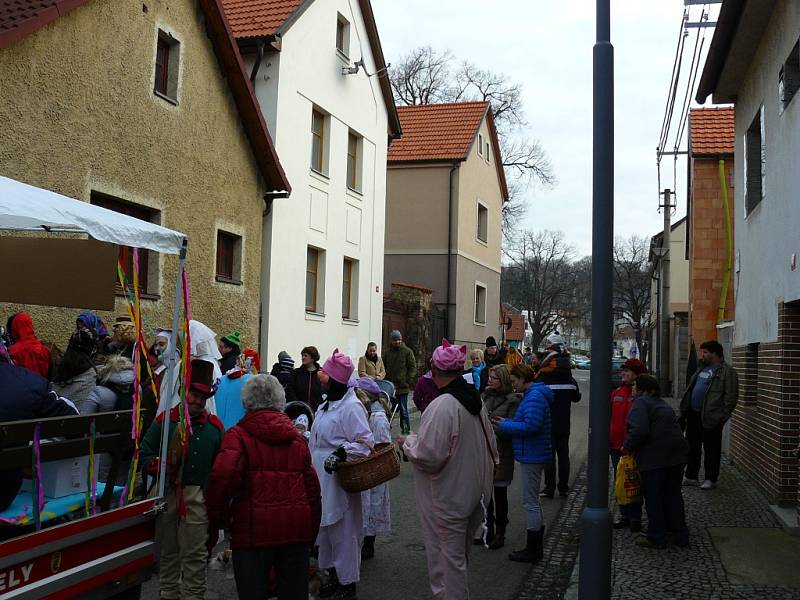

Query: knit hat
[
  {"left": 622, "top": 358, "right": 647, "bottom": 375},
  {"left": 354, "top": 376, "right": 382, "bottom": 396},
  {"left": 189, "top": 359, "right": 215, "bottom": 396},
  {"left": 322, "top": 349, "right": 354, "bottom": 384},
  {"left": 389, "top": 330, "right": 402, "bottom": 341},
  {"left": 221, "top": 331, "right": 242, "bottom": 350},
  {"left": 278, "top": 350, "right": 295, "bottom": 370},
  {"left": 485, "top": 336, "right": 498, "bottom": 348},
  {"left": 432, "top": 339, "right": 468, "bottom": 372}
]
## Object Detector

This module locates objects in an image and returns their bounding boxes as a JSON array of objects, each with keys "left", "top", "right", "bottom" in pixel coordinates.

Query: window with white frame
[
  {"left": 744, "top": 106, "right": 765, "bottom": 215},
  {"left": 478, "top": 134, "right": 484, "bottom": 156},
  {"left": 342, "top": 257, "right": 359, "bottom": 320},
  {"left": 780, "top": 40, "right": 800, "bottom": 111},
  {"left": 474, "top": 283, "right": 487, "bottom": 325},
  {"left": 311, "top": 108, "right": 329, "bottom": 175},
  {"left": 476, "top": 202, "right": 489, "bottom": 243},
  {"left": 336, "top": 14, "right": 350, "bottom": 58}
]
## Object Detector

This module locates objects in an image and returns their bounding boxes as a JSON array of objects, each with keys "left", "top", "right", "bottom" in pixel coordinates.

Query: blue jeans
[
  {"left": 397, "top": 393, "right": 410, "bottom": 432},
  {"left": 610, "top": 450, "right": 642, "bottom": 522},
  {"left": 520, "top": 462, "right": 545, "bottom": 531}
]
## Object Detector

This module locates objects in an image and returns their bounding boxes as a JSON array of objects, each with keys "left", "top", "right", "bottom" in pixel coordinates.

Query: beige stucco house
[
  {"left": 385, "top": 102, "right": 508, "bottom": 348},
  {"left": 0, "top": 0, "right": 290, "bottom": 349}
]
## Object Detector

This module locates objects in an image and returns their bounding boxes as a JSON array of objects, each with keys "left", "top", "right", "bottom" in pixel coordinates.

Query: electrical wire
[{"left": 656, "top": 9, "right": 689, "bottom": 164}]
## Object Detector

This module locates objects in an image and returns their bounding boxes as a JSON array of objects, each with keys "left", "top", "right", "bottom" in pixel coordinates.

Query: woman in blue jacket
[{"left": 493, "top": 364, "right": 552, "bottom": 564}]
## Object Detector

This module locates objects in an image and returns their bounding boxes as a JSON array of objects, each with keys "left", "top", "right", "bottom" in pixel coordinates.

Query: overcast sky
[{"left": 372, "top": 0, "right": 721, "bottom": 257}]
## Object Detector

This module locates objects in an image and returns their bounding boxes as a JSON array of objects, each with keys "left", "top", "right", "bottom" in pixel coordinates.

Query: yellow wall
[
  {"left": 0, "top": 0, "right": 266, "bottom": 349},
  {"left": 456, "top": 117, "right": 504, "bottom": 271}
]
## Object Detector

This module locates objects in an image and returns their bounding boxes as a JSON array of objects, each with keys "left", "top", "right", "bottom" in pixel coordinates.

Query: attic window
[
  {"left": 336, "top": 14, "right": 350, "bottom": 58},
  {"left": 154, "top": 30, "right": 180, "bottom": 103},
  {"left": 779, "top": 40, "right": 800, "bottom": 111},
  {"left": 478, "top": 134, "right": 484, "bottom": 156}
]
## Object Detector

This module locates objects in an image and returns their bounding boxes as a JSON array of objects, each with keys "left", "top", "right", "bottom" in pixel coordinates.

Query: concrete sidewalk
[{"left": 555, "top": 457, "right": 800, "bottom": 599}]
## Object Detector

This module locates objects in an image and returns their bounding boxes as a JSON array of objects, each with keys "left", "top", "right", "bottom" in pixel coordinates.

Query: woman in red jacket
[
  {"left": 609, "top": 358, "right": 646, "bottom": 531},
  {"left": 7, "top": 312, "right": 51, "bottom": 378},
  {"left": 206, "top": 374, "right": 322, "bottom": 599}
]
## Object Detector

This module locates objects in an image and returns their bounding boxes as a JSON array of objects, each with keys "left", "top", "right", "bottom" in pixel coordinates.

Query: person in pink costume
[
  {"left": 403, "top": 340, "right": 498, "bottom": 600},
  {"left": 310, "top": 350, "right": 373, "bottom": 600}
]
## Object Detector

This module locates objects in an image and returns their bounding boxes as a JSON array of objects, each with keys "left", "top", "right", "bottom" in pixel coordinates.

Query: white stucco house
[
  {"left": 221, "top": 0, "right": 401, "bottom": 362},
  {"left": 695, "top": 0, "right": 800, "bottom": 514}
]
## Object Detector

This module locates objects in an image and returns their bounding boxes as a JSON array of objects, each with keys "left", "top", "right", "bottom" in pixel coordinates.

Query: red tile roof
[
  {"left": 389, "top": 101, "right": 509, "bottom": 200},
  {"left": 689, "top": 107, "right": 734, "bottom": 156},
  {"left": 388, "top": 102, "right": 489, "bottom": 162},
  {"left": 0, "top": 0, "right": 291, "bottom": 193},
  {"left": 220, "top": 0, "right": 304, "bottom": 38},
  {"left": 0, "top": 0, "right": 83, "bottom": 48}
]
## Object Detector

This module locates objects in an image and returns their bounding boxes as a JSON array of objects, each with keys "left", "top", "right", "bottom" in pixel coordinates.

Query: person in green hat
[{"left": 218, "top": 331, "right": 242, "bottom": 374}]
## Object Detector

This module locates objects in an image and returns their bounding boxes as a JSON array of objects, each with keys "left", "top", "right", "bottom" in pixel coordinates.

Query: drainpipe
[
  {"left": 446, "top": 163, "right": 459, "bottom": 341},
  {"left": 717, "top": 160, "right": 733, "bottom": 323}
]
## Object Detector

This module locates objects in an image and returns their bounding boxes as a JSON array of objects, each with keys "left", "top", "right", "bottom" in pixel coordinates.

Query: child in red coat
[{"left": 609, "top": 358, "right": 646, "bottom": 531}]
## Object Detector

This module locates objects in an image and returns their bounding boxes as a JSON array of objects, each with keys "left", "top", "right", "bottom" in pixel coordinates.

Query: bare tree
[
  {"left": 389, "top": 46, "right": 454, "bottom": 106},
  {"left": 501, "top": 230, "right": 576, "bottom": 349},
  {"left": 612, "top": 235, "right": 653, "bottom": 364},
  {"left": 389, "top": 47, "right": 555, "bottom": 239}
]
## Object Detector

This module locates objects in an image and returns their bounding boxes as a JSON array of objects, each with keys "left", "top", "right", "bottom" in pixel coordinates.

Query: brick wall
[
  {"left": 730, "top": 302, "right": 800, "bottom": 507},
  {"left": 688, "top": 158, "right": 735, "bottom": 349}
]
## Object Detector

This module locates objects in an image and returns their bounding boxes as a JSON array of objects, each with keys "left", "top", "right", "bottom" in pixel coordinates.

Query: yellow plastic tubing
[{"left": 717, "top": 160, "right": 733, "bottom": 323}]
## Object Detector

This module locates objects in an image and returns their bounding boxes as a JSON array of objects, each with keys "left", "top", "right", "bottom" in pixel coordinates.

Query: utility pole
[
  {"left": 579, "top": 0, "right": 613, "bottom": 597},
  {"left": 659, "top": 189, "right": 673, "bottom": 396}
]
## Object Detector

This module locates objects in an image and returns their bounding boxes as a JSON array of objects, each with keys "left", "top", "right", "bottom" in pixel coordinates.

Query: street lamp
[{"left": 579, "top": 0, "right": 613, "bottom": 598}]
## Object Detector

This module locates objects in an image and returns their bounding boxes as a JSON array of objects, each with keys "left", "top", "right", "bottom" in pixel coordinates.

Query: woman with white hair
[{"left": 206, "top": 374, "right": 322, "bottom": 599}]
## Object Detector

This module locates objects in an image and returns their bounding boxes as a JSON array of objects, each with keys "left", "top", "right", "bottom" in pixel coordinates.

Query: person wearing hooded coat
[
  {"left": 403, "top": 340, "right": 498, "bottom": 600},
  {"left": 206, "top": 374, "right": 321, "bottom": 599},
  {"left": 309, "top": 350, "right": 373, "bottom": 600},
  {"left": 7, "top": 312, "right": 51, "bottom": 378},
  {"left": 51, "top": 328, "right": 98, "bottom": 412},
  {"left": 0, "top": 343, "right": 78, "bottom": 511}
]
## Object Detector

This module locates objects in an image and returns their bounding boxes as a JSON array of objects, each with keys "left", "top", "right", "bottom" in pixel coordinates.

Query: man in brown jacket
[
  {"left": 357, "top": 342, "right": 386, "bottom": 380},
  {"left": 679, "top": 340, "right": 739, "bottom": 490}
]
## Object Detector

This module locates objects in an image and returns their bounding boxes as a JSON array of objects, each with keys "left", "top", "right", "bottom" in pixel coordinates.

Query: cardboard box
[{"left": 21, "top": 457, "right": 89, "bottom": 498}]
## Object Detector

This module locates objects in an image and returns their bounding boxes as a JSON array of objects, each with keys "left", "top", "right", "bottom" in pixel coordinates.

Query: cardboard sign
[{"left": 0, "top": 237, "right": 118, "bottom": 310}]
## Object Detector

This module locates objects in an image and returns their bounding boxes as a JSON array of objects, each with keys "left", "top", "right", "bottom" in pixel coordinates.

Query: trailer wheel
[{"left": 111, "top": 584, "right": 142, "bottom": 600}]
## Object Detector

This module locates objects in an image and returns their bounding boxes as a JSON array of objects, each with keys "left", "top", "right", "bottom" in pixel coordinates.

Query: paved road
[{"left": 144, "top": 369, "right": 591, "bottom": 599}]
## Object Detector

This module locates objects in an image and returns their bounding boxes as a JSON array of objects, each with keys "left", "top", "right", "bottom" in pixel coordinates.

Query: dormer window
[{"left": 336, "top": 14, "right": 350, "bottom": 58}]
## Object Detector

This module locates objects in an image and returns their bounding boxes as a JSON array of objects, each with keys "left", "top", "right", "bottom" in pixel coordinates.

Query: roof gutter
[
  {"left": 446, "top": 162, "right": 459, "bottom": 340},
  {"left": 695, "top": 0, "right": 746, "bottom": 103}
]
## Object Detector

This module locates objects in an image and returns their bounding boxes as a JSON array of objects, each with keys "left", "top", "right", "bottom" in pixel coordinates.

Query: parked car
[
  {"left": 610, "top": 358, "right": 627, "bottom": 389},
  {"left": 574, "top": 356, "right": 591, "bottom": 370}
]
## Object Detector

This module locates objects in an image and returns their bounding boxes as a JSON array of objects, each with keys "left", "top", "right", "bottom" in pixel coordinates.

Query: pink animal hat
[
  {"left": 323, "top": 348, "right": 354, "bottom": 384},
  {"left": 432, "top": 339, "right": 467, "bottom": 371}
]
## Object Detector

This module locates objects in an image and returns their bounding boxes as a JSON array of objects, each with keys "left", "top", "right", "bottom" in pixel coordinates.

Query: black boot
[
  {"left": 320, "top": 568, "right": 339, "bottom": 597},
  {"left": 361, "top": 535, "right": 375, "bottom": 560},
  {"left": 488, "top": 522, "right": 506, "bottom": 550},
  {"left": 509, "top": 526, "right": 544, "bottom": 563},
  {"left": 331, "top": 583, "right": 357, "bottom": 600}
]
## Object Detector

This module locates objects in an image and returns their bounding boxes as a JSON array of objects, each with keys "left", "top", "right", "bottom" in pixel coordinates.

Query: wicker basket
[{"left": 336, "top": 442, "right": 401, "bottom": 493}]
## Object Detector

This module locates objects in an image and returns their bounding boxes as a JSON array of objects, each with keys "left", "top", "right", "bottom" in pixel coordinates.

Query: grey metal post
[
  {"left": 579, "top": 0, "right": 613, "bottom": 597},
  {"left": 157, "top": 239, "right": 188, "bottom": 500},
  {"left": 659, "top": 189, "right": 673, "bottom": 396}
]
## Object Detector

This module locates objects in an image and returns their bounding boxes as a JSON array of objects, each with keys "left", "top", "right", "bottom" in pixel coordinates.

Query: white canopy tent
[
  {"left": 0, "top": 174, "right": 186, "bottom": 500},
  {"left": 0, "top": 175, "right": 186, "bottom": 253}
]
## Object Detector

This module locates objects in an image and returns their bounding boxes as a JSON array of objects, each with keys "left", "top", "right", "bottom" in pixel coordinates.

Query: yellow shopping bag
[{"left": 615, "top": 454, "right": 642, "bottom": 505}]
